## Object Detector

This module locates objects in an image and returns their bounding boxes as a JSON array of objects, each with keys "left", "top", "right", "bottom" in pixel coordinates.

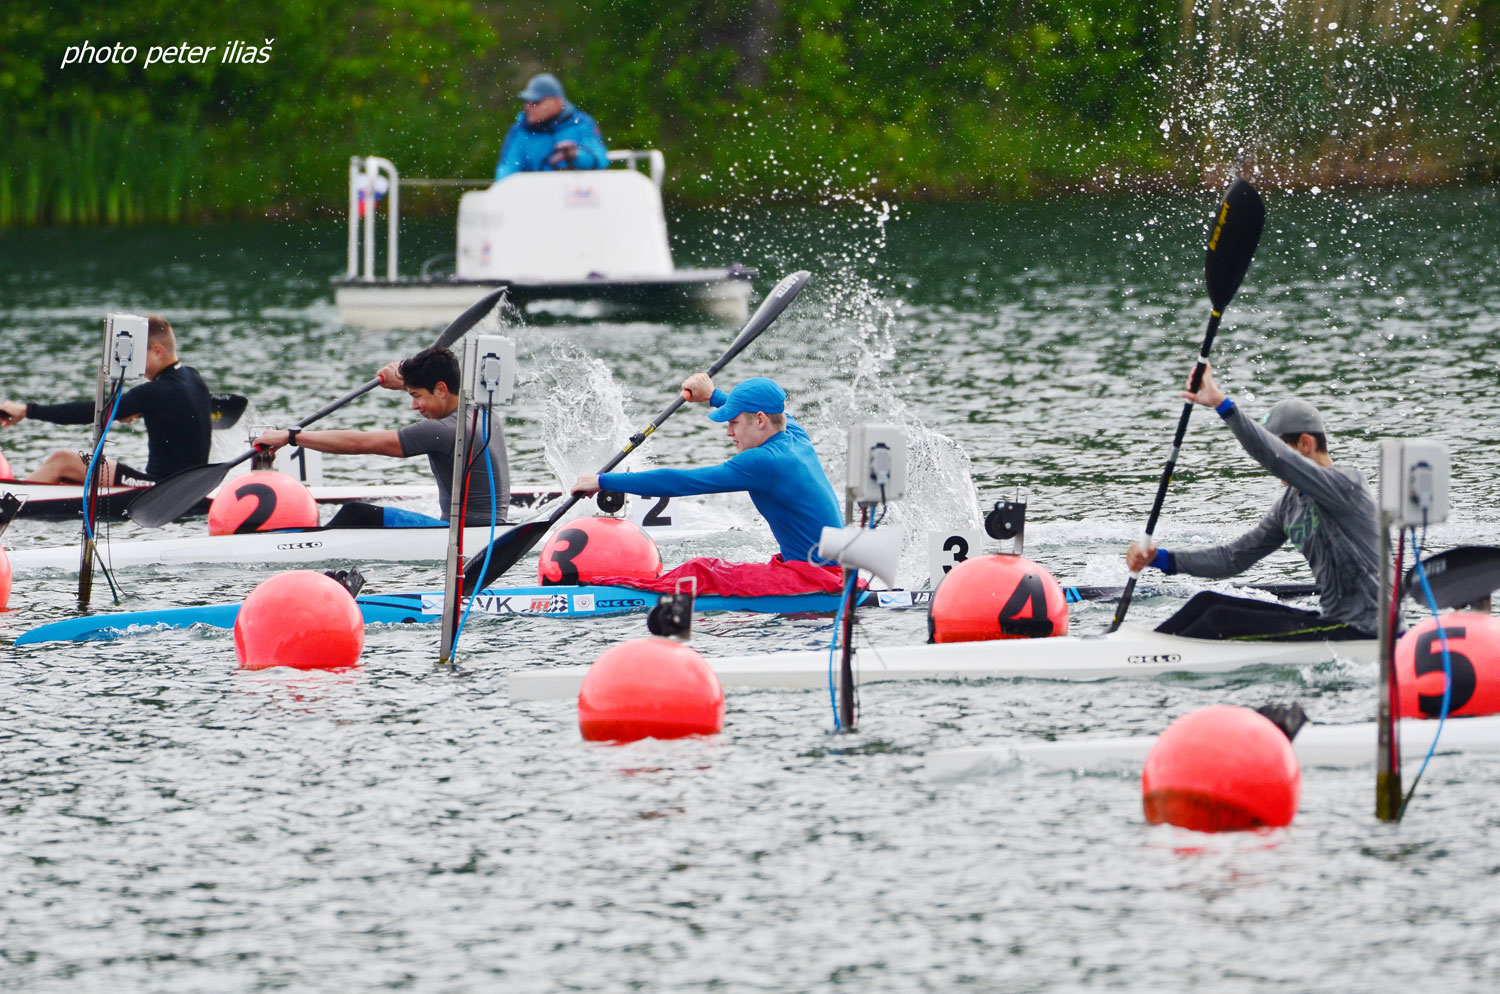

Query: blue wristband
[
  {"left": 1151, "top": 548, "right": 1171, "bottom": 572},
  {"left": 1214, "top": 397, "right": 1236, "bottom": 418}
]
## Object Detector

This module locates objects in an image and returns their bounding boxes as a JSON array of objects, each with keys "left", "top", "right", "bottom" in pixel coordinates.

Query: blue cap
[
  {"left": 707, "top": 378, "right": 787, "bottom": 422},
  {"left": 518, "top": 73, "right": 565, "bottom": 102}
]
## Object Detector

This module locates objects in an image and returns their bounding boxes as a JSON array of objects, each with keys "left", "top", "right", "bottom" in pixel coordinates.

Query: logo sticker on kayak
[{"left": 1128, "top": 653, "right": 1182, "bottom": 665}]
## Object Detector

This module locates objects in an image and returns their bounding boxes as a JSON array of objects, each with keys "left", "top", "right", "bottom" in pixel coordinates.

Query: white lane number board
[
  {"left": 629, "top": 495, "right": 680, "bottom": 536},
  {"left": 928, "top": 528, "right": 986, "bottom": 579}
]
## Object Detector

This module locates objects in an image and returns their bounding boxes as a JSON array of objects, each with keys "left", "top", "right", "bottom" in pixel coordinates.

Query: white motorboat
[{"left": 332, "top": 153, "right": 754, "bottom": 328}]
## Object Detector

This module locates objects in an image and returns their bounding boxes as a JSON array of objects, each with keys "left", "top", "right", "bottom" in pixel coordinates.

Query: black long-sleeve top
[{"left": 27, "top": 363, "right": 212, "bottom": 479}]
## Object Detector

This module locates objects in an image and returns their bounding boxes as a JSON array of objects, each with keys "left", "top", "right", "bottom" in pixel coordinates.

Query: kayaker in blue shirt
[
  {"left": 494, "top": 73, "right": 609, "bottom": 181},
  {"left": 572, "top": 375, "right": 847, "bottom": 595}
]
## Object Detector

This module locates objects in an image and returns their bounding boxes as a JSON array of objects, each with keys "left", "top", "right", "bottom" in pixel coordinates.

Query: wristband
[
  {"left": 287, "top": 427, "right": 301, "bottom": 447},
  {"left": 1214, "top": 397, "right": 1236, "bottom": 418},
  {"left": 1151, "top": 547, "right": 1172, "bottom": 572}
]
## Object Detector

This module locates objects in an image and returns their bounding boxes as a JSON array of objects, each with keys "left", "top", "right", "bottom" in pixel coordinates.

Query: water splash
[{"left": 520, "top": 338, "right": 652, "bottom": 488}]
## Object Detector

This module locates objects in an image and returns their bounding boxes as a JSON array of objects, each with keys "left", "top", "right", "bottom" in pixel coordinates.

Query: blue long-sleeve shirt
[
  {"left": 599, "top": 391, "right": 844, "bottom": 562},
  {"left": 494, "top": 103, "right": 609, "bottom": 180}
]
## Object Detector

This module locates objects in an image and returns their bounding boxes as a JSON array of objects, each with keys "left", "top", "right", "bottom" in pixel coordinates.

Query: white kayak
[
  {"left": 7, "top": 524, "right": 512, "bottom": 570},
  {"left": 6, "top": 493, "right": 725, "bottom": 571},
  {"left": 507, "top": 625, "right": 1378, "bottom": 701},
  {"left": 924, "top": 714, "right": 1500, "bottom": 775},
  {"left": 1, "top": 479, "right": 559, "bottom": 521}
]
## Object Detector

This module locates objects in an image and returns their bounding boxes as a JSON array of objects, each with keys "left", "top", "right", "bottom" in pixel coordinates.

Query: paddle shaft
[
  {"left": 128, "top": 288, "right": 507, "bottom": 527},
  {"left": 1109, "top": 315, "right": 1221, "bottom": 631}
]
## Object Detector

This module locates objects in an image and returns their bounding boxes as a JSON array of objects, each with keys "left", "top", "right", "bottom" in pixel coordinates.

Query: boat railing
[
  {"left": 606, "top": 149, "right": 665, "bottom": 187},
  {"left": 346, "top": 150, "right": 667, "bottom": 282}
]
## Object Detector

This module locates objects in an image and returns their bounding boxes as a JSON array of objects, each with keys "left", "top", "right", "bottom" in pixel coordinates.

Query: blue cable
[
  {"left": 827, "top": 568, "right": 858, "bottom": 729},
  {"left": 827, "top": 506, "right": 880, "bottom": 729},
  {"left": 1402, "top": 526, "right": 1453, "bottom": 817},
  {"left": 82, "top": 379, "right": 125, "bottom": 540},
  {"left": 450, "top": 401, "right": 498, "bottom": 657}
]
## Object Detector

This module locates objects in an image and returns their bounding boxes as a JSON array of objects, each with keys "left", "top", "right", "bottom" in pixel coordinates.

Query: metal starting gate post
[{"left": 438, "top": 334, "right": 515, "bottom": 667}]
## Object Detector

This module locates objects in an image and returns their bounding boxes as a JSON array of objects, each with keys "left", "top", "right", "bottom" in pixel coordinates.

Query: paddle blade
[
  {"left": 210, "top": 393, "right": 250, "bottom": 431},
  {"left": 706, "top": 270, "right": 811, "bottom": 376},
  {"left": 1205, "top": 179, "right": 1266, "bottom": 312},
  {"left": 435, "top": 288, "right": 508, "bottom": 351},
  {"left": 462, "top": 518, "right": 553, "bottom": 590},
  {"left": 1405, "top": 545, "right": 1500, "bottom": 610},
  {"left": 125, "top": 461, "right": 234, "bottom": 527}
]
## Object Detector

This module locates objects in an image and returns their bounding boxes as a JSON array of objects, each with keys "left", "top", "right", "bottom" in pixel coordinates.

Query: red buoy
[
  {"left": 0, "top": 448, "right": 12, "bottom": 479},
  {"left": 578, "top": 637, "right": 725, "bottom": 743},
  {"left": 1142, "top": 705, "right": 1300, "bottom": 832},
  {"left": 929, "top": 554, "right": 1068, "bottom": 643},
  {"left": 0, "top": 544, "right": 12, "bottom": 611},
  {"left": 1395, "top": 613, "right": 1500, "bottom": 719},
  {"left": 234, "top": 570, "right": 364, "bottom": 671},
  {"left": 208, "top": 471, "right": 318, "bottom": 535},
  {"left": 539, "top": 516, "right": 662, "bottom": 586}
]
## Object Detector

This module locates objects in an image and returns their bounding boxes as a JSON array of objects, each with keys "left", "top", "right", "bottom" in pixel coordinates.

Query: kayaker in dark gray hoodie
[{"left": 1126, "top": 363, "right": 1379, "bottom": 641}]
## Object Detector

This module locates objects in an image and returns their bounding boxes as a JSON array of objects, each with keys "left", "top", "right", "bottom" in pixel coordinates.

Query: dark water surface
[{"left": 3, "top": 186, "right": 1500, "bottom": 991}]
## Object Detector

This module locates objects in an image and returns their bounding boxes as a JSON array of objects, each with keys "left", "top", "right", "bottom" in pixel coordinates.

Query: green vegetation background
[{"left": 2, "top": 0, "right": 1497, "bottom": 226}]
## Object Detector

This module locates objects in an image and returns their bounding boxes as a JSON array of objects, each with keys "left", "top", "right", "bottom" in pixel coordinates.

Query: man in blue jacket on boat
[
  {"left": 572, "top": 374, "right": 847, "bottom": 596},
  {"left": 494, "top": 73, "right": 609, "bottom": 180}
]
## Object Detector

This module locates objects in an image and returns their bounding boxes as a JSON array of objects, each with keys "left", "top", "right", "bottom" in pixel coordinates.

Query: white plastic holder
[
  {"left": 1378, "top": 438, "right": 1449, "bottom": 529},
  {"left": 103, "top": 313, "right": 149, "bottom": 382},
  {"left": 846, "top": 423, "right": 907, "bottom": 506},
  {"left": 463, "top": 335, "right": 516, "bottom": 404}
]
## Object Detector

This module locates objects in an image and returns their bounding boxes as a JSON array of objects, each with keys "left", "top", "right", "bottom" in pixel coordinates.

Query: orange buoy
[
  {"left": 929, "top": 554, "right": 1068, "bottom": 643},
  {"left": 234, "top": 570, "right": 364, "bottom": 671},
  {"left": 1395, "top": 613, "right": 1500, "bottom": 719},
  {"left": 539, "top": 516, "right": 662, "bottom": 586},
  {"left": 578, "top": 637, "right": 724, "bottom": 743},
  {"left": 0, "top": 448, "right": 12, "bottom": 479},
  {"left": 1142, "top": 705, "right": 1300, "bottom": 832},
  {"left": 208, "top": 471, "right": 318, "bottom": 535},
  {"left": 0, "top": 544, "right": 11, "bottom": 611}
]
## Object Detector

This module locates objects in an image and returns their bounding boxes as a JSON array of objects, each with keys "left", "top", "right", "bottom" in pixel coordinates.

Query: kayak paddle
[
  {"left": 209, "top": 393, "right": 251, "bottom": 431},
  {"left": 462, "top": 270, "right": 812, "bottom": 591},
  {"left": 1108, "top": 178, "right": 1266, "bottom": 632},
  {"left": 127, "top": 288, "right": 508, "bottom": 527}
]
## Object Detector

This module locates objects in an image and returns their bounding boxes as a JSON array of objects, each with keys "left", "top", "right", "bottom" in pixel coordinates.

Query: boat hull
[
  {"left": 1, "top": 480, "right": 559, "bottom": 521},
  {"left": 333, "top": 269, "right": 754, "bottom": 329}
]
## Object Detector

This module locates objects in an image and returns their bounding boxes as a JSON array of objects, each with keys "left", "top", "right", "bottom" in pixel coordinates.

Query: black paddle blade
[
  {"left": 1405, "top": 545, "right": 1500, "bottom": 610},
  {"left": 1205, "top": 179, "right": 1266, "bottom": 312},
  {"left": 209, "top": 393, "right": 250, "bottom": 431},
  {"left": 462, "top": 518, "right": 554, "bottom": 590},
  {"left": 435, "top": 288, "right": 508, "bottom": 351},
  {"left": 0, "top": 492, "right": 24, "bottom": 539},
  {"left": 125, "top": 460, "right": 237, "bottom": 527}
]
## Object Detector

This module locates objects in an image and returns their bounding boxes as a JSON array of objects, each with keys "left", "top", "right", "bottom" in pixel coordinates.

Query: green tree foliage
[{"left": 1, "top": 0, "right": 1495, "bottom": 225}]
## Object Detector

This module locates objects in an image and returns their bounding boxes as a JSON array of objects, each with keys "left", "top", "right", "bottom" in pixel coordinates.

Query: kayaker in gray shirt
[
  {"left": 1126, "top": 363, "right": 1379, "bottom": 640},
  {"left": 253, "top": 345, "right": 509, "bottom": 526}
]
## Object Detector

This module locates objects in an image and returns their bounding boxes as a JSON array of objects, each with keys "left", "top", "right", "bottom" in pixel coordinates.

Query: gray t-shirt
[
  {"left": 397, "top": 409, "right": 510, "bottom": 525},
  {"left": 1168, "top": 404, "right": 1380, "bottom": 635}
]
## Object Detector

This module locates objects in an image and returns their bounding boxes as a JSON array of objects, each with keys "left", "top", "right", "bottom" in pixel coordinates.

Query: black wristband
[{"left": 287, "top": 427, "right": 301, "bottom": 447}]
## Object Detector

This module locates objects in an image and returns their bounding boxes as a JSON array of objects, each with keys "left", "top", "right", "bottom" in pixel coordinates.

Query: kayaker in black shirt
[{"left": 0, "top": 316, "right": 212, "bottom": 486}]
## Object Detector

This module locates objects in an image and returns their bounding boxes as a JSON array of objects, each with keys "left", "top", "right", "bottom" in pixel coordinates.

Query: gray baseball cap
[
  {"left": 1263, "top": 398, "right": 1326, "bottom": 436},
  {"left": 518, "top": 73, "right": 565, "bottom": 102}
]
